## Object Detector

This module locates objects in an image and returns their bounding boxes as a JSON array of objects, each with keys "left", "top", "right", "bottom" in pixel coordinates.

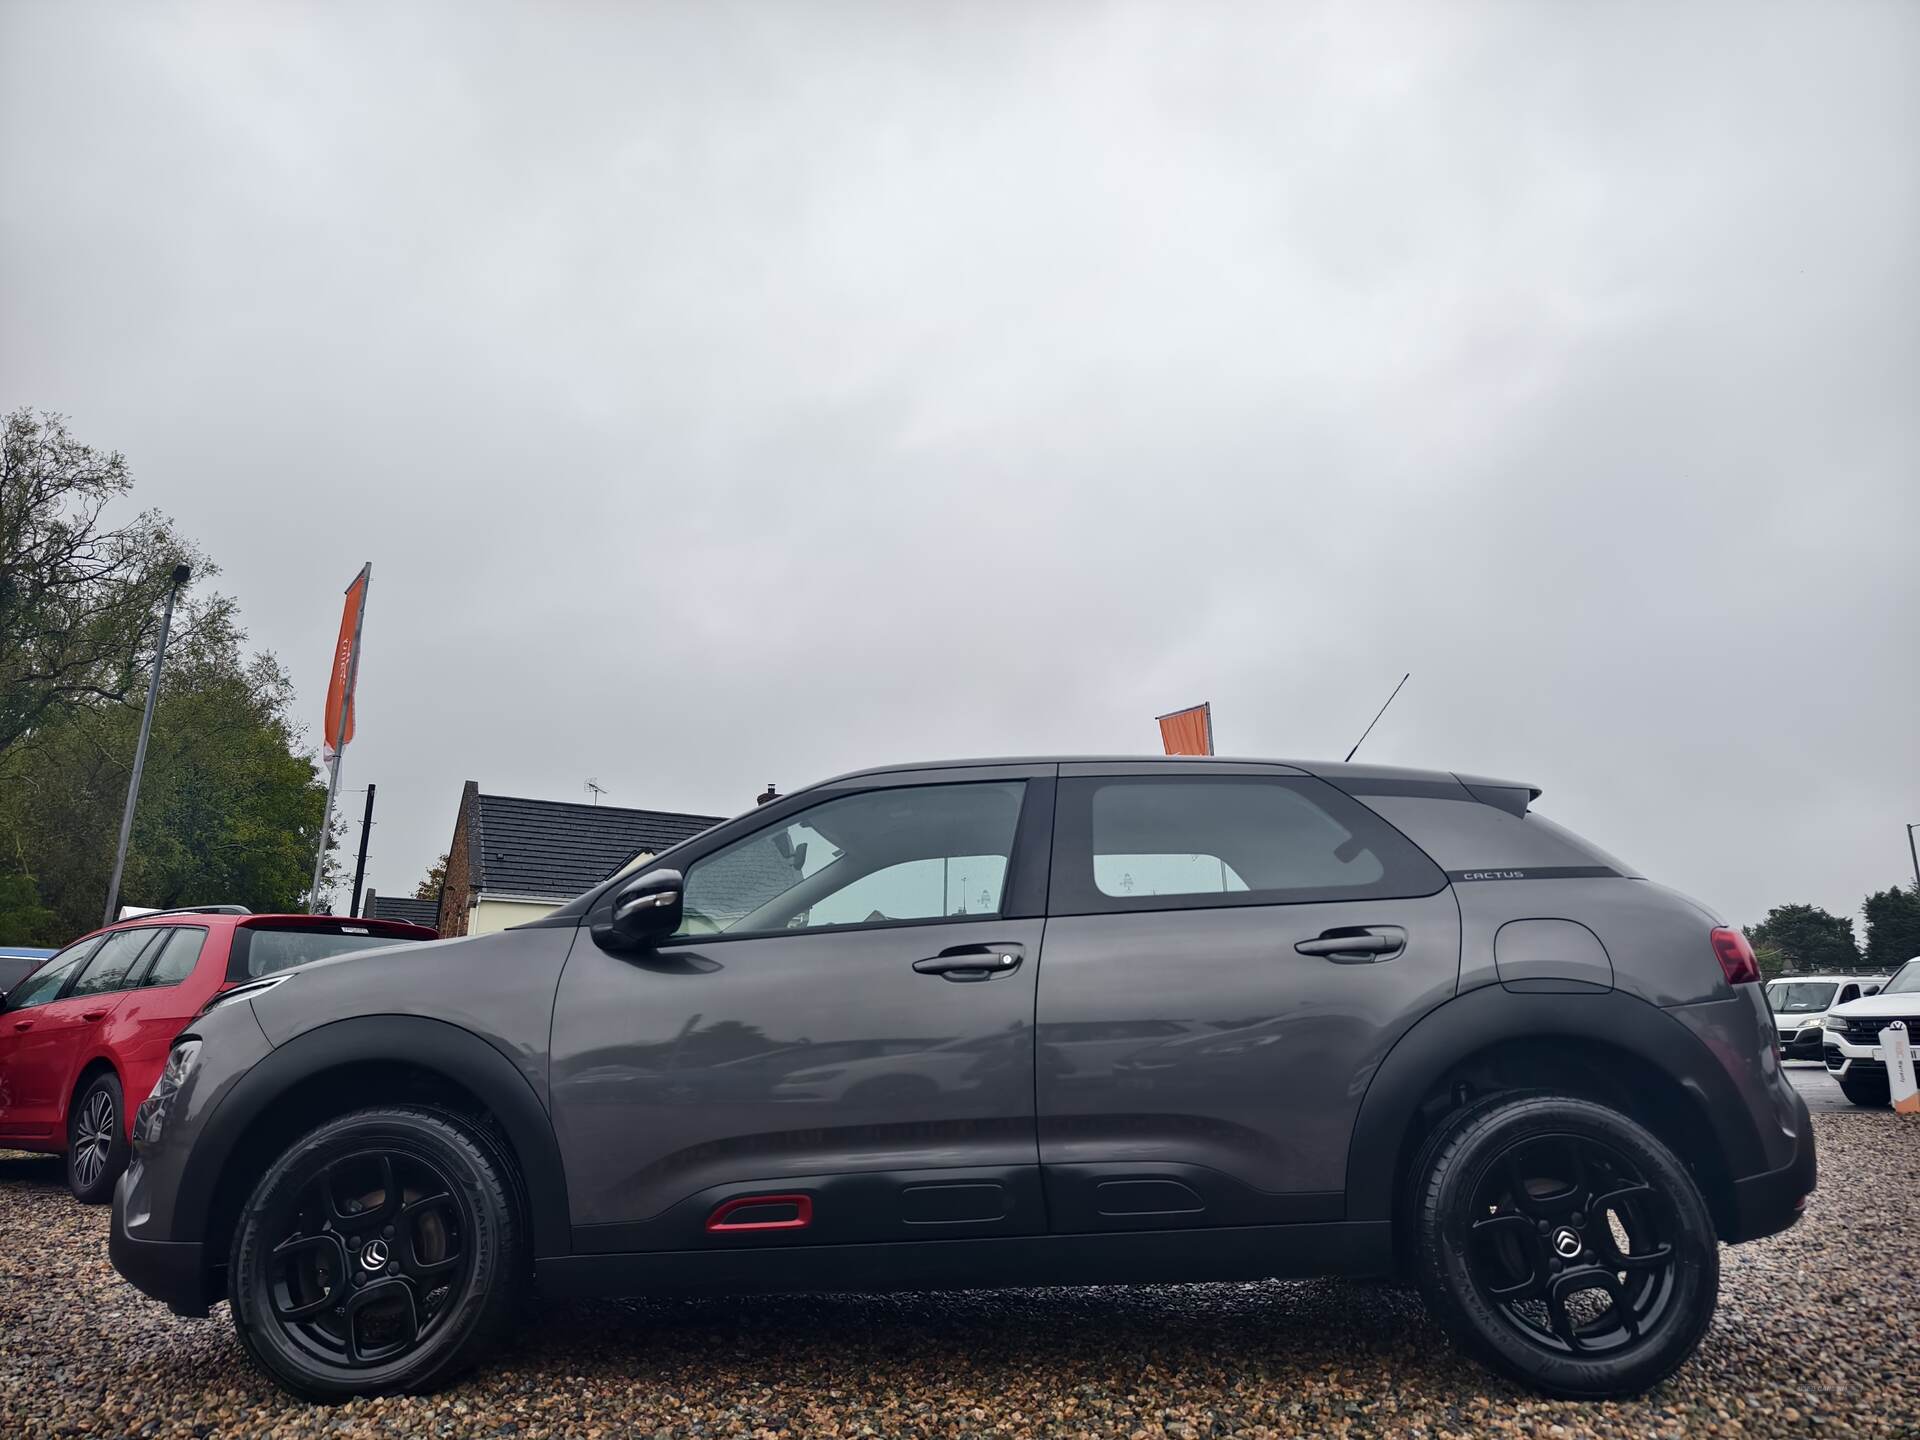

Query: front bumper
[
  {"left": 110, "top": 1167, "right": 213, "bottom": 1316},
  {"left": 1824, "top": 1034, "right": 1888, "bottom": 1079},
  {"left": 1776, "top": 1024, "right": 1825, "bottom": 1059},
  {"left": 1723, "top": 1086, "right": 1817, "bottom": 1243}
]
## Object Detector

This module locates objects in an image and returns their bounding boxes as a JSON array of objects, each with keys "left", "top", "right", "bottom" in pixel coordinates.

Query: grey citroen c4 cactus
[{"left": 111, "top": 757, "right": 1814, "bottom": 1402}]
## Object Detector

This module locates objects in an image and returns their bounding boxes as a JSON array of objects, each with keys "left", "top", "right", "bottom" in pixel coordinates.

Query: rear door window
[
  {"left": 69, "top": 929, "right": 165, "bottom": 997},
  {"left": 137, "top": 927, "right": 209, "bottom": 988},
  {"left": 1051, "top": 774, "right": 1444, "bottom": 915},
  {"left": 229, "top": 924, "right": 428, "bottom": 980}
]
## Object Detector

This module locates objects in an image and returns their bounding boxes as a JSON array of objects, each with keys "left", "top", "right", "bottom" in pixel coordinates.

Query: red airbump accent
[{"left": 706, "top": 1193, "right": 813, "bottom": 1232}]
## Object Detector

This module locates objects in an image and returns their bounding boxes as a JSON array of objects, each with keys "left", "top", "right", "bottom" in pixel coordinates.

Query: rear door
[
  {"left": 103, "top": 926, "right": 216, "bottom": 1119},
  {"left": 1037, "top": 765, "right": 1459, "bottom": 1231},
  {"left": 2, "top": 928, "right": 161, "bottom": 1140},
  {"left": 551, "top": 765, "right": 1054, "bottom": 1252}
]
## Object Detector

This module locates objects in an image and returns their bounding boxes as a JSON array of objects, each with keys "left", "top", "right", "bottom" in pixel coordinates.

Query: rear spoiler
[
  {"left": 237, "top": 914, "right": 439, "bottom": 940},
  {"left": 1452, "top": 772, "right": 1542, "bottom": 817}
]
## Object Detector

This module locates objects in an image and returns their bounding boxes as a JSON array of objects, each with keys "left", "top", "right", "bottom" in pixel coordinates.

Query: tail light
[{"left": 1711, "top": 927, "right": 1761, "bottom": 985}]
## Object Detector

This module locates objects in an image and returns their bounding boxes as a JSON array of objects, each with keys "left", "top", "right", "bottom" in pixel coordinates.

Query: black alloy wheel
[
  {"left": 1464, "top": 1133, "right": 1678, "bottom": 1355},
  {"left": 229, "top": 1107, "right": 522, "bottom": 1401},
  {"left": 264, "top": 1148, "right": 470, "bottom": 1368},
  {"left": 1412, "top": 1093, "right": 1718, "bottom": 1398}
]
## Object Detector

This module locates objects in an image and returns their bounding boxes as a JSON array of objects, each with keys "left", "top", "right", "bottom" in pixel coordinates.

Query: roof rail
[{"left": 123, "top": 904, "right": 253, "bottom": 919}]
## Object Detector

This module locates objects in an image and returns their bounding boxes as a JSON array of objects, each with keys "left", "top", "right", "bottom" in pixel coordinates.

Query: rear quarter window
[
  {"left": 1345, "top": 796, "right": 1639, "bottom": 877},
  {"left": 229, "top": 925, "right": 427, "bottom": 980}
]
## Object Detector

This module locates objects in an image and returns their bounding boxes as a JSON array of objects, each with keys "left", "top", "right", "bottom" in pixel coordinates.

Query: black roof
[
  {"left": 365, "top": 894, "right": 439, "bottom": 929},
  {"left": 472, "top": 793, "right": 724, "bottom": 900},
  {"left": 806, "top": 756, "right": 1539, "bottom": 798}
]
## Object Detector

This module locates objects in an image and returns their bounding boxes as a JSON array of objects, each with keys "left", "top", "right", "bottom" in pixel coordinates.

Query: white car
[
  {"left": 1822, "top": 956, "right": 1920, "bottom": 1106},
  {"left": 1766, "top": 973, "right": 1887, "bottom": 1060}
]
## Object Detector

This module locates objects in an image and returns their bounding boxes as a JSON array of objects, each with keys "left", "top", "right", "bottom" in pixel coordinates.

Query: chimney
[{"left": 756, "top": 783, "right": 780, "bottom": 806}]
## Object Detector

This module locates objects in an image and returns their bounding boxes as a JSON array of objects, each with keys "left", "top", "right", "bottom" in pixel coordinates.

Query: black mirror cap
[{"left": 592, "top": 869, "right": 685, "bottom": 951}]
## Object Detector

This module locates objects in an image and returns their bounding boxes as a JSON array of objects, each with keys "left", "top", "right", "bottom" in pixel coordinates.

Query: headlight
[
  {"left": 196, "top": 973, "right": 290, "bottom": 1018},
  {"left": 1823, "top": 1013, "right": 1848, "bottom": 1031},
  {"left": 133, "top": 1040, "right": 200, "bottom": 1144}
]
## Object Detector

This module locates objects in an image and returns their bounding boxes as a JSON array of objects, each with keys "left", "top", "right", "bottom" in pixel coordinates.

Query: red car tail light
[{"left": 1711, "top": 927, "right": 1761, "bottom": 986}]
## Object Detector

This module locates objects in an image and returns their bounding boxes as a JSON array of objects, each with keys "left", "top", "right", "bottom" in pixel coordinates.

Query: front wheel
[
  {"left": 1838, "top": 1074, "right": 1890, "bottom": 1108},
  {"left": 1411, "top": 1093, "right": 1718, "bottom": 1399},
  {"left": 67, "top": 1072, "right": 129, "bottom": 1204},
  {"left": 228, "top": 1106, "right": 523, "bottom": 1402}
]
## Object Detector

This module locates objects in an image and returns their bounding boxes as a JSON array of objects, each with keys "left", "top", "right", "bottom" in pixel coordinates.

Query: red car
[{"left": 0, "top": 907, "right": 436, "bottom": 1201}]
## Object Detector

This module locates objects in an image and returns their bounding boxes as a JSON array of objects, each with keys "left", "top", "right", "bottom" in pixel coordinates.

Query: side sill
[{"left": 535, "top": 1220, "right": 1394, "bottom": 1300}]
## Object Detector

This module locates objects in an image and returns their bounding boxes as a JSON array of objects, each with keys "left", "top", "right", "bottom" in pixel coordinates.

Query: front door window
[{"left": 676, "top": 781, "right": 1026, "bottom": 938}]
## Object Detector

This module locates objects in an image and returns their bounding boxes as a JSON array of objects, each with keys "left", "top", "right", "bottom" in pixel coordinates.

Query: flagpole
[{"left": 310, "top": 564, "right": 370, "bottom": 912}]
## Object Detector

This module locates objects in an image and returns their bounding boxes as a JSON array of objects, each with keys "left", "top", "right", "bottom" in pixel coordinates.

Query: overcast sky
[{"left": 3, "top": 2, "right": 1916, "bottom": 933}]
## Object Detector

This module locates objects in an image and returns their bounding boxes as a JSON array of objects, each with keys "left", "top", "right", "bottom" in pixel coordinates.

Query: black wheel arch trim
[
  {"left": 1345, "top": 985, "right": 1772, "bottom": 1225},
  {"left": 177, "top": 1014, "right": 570, "bottom": 1260}
]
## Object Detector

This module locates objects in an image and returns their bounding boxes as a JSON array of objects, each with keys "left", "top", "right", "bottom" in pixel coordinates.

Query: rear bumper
[
  {"left": 1722, "top": 1088, "right": 1817, "bottom": 1244},
  {"left": 110, "top": 1174, "right": 212, "bottom": 1317}
]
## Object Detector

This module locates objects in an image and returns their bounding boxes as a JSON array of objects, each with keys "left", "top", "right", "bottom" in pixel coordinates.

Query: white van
[{"left": 1766, "top": 973, "right": 1888, "bottom": 1059}]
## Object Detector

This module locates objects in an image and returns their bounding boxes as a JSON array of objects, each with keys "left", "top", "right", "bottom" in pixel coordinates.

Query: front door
[
  {"left": 551, "top": 767, "right": 1055, "bottom": 1252},
  {"left": 0, "top": 928, "right": 158, "bottom": 1142},
  {"left": 1036, "top": 767, "right": 1460, "bottom": 1230}
]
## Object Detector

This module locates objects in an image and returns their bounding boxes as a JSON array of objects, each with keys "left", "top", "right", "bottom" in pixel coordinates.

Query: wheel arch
[
  {"left": 1347, "top": 986, "right": 1769, "bottom": 1242},
  {"left": 67, "top": 1055, "right": 123, "bottom": 1141},
  {"left": 181, "top": 1015, "right": 571, "bottom": 1272}
]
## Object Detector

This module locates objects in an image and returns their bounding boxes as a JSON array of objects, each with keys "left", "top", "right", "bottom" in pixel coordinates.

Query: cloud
[{"left": 4, "top": 0, "right": 1915, "bottom": 928}]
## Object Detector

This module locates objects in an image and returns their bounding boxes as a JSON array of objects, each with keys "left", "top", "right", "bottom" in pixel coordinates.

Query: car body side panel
[
  {"left": 0, "top": 992, "right": 133, "bottom": 1147},
  {"left": 1344, "top": 985, "right": 1791, "bottom": 1227},
  {"left": 98, "top": 928, "right": 232, "bottom": 1135},
  {"left": 247, "top": 927, "right": 577, "bottom": 1109},
  {"left": 1035, "top": 892, "right": 1460, "bottom": 1204},
  {"left": 549, "top": 917, "right": 1045, "bottom": 1232},
  {"left": 1451, "top": 877, "right": 1730, "bottom": 1007}
]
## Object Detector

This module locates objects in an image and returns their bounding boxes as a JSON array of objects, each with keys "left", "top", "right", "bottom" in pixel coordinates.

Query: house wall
[
  {"left": 468, "top": 898, "right": 558, "bottom": 935},
  {"left": 438, "top": 780, "right": 480, "bottom": 937},
  {"left": 466, "top": 850, "right": 656, "bottom": 937}
]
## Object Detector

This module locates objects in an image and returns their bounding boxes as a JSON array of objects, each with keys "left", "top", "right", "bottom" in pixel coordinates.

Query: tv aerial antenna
[{"left": 585, "top": 778, "right": 609, "bottom": 806}]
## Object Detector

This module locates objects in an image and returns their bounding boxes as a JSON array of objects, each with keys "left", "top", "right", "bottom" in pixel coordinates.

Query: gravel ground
[{"left": 2, "top": 1107, "right": 1915, "bottom": 1440}]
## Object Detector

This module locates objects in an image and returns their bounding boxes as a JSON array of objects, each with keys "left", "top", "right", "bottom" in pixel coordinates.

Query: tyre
[
  {"left": 1410, "top": 1093, "right": 1718, "bottom": 1399},
  {"left": 227, "top": 1106, "right": 523, "bottom": 1402},
  {"left": 1838, "top": 1074, "right": 1890, "bottom": 1108},
  {"left": 67, "top": 1072, "right": 129, "bottom": 1204}
]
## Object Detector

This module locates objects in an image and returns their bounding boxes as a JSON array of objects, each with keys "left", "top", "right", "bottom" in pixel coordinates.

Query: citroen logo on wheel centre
[
  {"left": 1551, "top": 1227, "right": 1583, "bottom": 1260},
  {"left": 360, "top": 1238, "right": 390, "bottom": 1271}
]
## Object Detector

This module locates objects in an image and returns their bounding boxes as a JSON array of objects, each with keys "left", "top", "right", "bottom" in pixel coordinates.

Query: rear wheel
[
  {"left": 1838, "top": 1074, "right": 1890, "bottom": 1108},
  {"left": 227, "top": 1106, "right": 522, "bottom": 1402},
  {"left": 1411, "top": 1093, "right": 1718, "bottom": 1399},
  {"left": 67, "top": 1073, "right": 128, "bottom": 1204}
]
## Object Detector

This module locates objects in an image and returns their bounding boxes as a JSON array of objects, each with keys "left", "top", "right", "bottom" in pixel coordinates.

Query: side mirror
[
  {"left": 595, "top": 869, "right": 684, "bottom": 951},
  {"left": 1866, "top": 985, "right": 1882, "bottom": 996}
]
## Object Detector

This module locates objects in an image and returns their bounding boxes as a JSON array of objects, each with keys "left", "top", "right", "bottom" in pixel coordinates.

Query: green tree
[
  {"left": 0, "top": 608, "right": 332, "bottom": 943},
  {"left": 0, "top": 409, "right": 217, "bottom": 756},
  {"left": 1863, "top": 884, "right": 1920, "bottom": 972},
  {"left": 415, "top": 853, "right": 449, "bottom": 901},
  {"left": 1745, "top": 903, "right": 1860, "bottom": 977}
]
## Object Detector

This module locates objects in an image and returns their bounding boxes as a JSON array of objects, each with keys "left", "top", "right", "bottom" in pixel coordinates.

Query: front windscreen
[
  {"left": 232, "top": 926, "right": 426, "bottom": 980},
  {"left": 1768, "top": 981, "right": 1838, "bottom": 1014},
  {"left": 1882, "top": 960, "right": 1920, "bottom": 997}
]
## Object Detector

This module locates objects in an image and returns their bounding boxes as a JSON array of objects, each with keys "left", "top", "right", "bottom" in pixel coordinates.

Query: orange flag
[
  {"left": 323, "top": 564, "right": 370, "bottom": 759},
  {"left": 1157, "top": 702, "right": 1213, "bottom": 756}
]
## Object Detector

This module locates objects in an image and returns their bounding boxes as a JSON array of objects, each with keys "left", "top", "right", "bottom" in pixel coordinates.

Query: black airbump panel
[
  {"left": 1095, "top": 1179, "right": 1205, "bottom": 1216},
  {"left": 900, "top": 1182, "right": 1007, "bottom": 1224}
]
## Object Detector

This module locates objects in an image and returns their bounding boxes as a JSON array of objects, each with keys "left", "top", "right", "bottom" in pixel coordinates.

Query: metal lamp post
[{"left": 102, "top": 563, "right": 191, "bottom": 926}]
